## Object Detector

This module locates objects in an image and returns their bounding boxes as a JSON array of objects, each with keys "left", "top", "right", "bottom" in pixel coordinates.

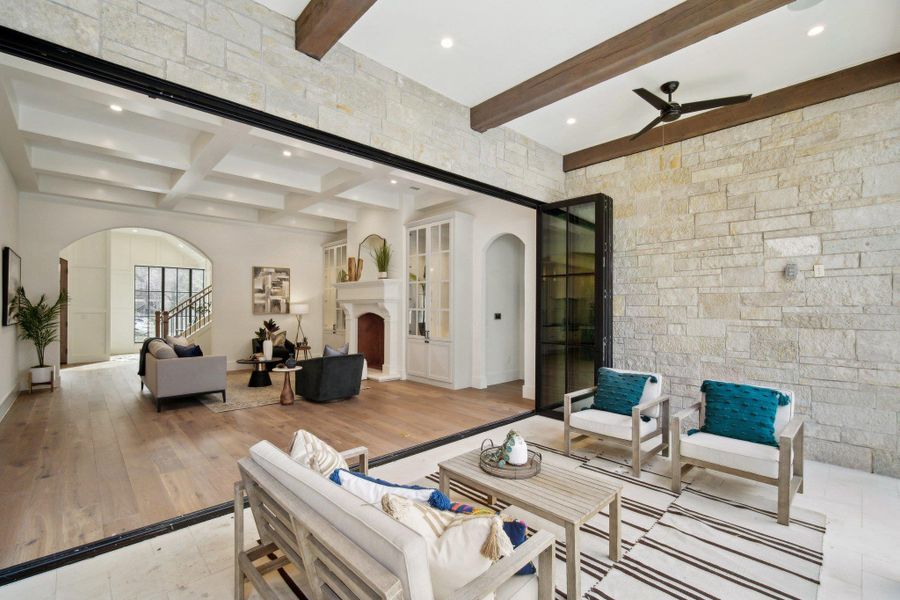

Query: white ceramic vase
[
  {"left": 30, "top": 366, "right": 53, "bottom": 384},
  {"left": 507, "top": 433, "right": 528, "bottom": 466},
  {"left": 378, "top": 271, "right": 388, "bottom": 279},
  {"left": 262, "top": 339, "right": 274, "bottom": 361}
]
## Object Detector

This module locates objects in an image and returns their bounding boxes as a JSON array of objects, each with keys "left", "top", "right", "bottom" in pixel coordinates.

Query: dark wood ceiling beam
[
  {"left": 295, "top": 0, "right": 376, "bottom": 60},
  {"left": 563, "top": 53, "right": 900, "bottom": 172},
  {"left": 470, "top": 0, "right": 792, "bottom": 132}
]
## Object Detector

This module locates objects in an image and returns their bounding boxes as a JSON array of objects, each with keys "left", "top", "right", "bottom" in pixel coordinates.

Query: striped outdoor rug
[{"left": 417, "top": 440, "right": 825, "bottom": 600}]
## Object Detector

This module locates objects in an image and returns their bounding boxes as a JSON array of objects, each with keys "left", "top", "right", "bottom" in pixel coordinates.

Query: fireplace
[
  {"left": 335, "top": 279, "right": 401, "bottom": 382},
  {"left": 357, "top": 313, "right": 384, "bottom": 369}
]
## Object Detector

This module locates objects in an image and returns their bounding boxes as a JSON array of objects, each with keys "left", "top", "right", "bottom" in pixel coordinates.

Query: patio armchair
[
  {"left": 563, "top": 369, "right": 669, "bottom": 478},
  {"left": 670, "top": 386, "right": 804, "bottom": 525}
]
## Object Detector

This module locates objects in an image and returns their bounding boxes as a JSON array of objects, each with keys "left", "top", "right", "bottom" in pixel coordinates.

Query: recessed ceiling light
[
  {"left": 566, "top": 117, "right": 577, "bottom": 125},
  {"left": 807, "top": 24, "right": 825, "bottom": 36},
  {"left": 109, "top": 104, "right": 123, "bottom": 112},
  {"left": 282, "top": 150, "right": 292, "bottom": 157},
  {"left": 131, "top": 228, "right": 138, "bottom": 233},
  {"left": 390, "top": 179, "right": 398, "bottom": 184},
  {"left": 440, "top": 37, "right": 454, "bottom": 49}
]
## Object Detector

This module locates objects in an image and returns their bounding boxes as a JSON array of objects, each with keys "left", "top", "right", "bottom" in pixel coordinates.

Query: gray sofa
[{"left": 141, "top": 350, "right": 227, "bottom": 412}]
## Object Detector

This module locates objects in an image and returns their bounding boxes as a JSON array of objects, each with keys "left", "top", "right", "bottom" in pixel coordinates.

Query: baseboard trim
[
  {"left": 0, "top": 409, "right": 537, "bottom": 587},
  {"left": 0, "top": 385, "right": 17, "bottom": 424}
]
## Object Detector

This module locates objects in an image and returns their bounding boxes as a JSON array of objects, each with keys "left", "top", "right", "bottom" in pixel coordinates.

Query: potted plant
[
  {"left": 371, "top": 241, "right": 392, "bottom": 279},
  {"left": 254, "top": 318, "right": 279, "bottom": 360},
  {"left": 12, "top": 287, "right": 68, "bottom": 385}
]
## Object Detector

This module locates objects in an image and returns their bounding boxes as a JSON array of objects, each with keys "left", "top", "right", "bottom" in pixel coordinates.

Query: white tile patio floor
[{"left": 1, "top": 416, "right": 898, "bottom": 599}]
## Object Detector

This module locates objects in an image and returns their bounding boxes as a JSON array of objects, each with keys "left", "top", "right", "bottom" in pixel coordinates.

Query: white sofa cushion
[
  {"left": 250, "top": 441, "right": 434, "bottom": 600},
  {"left": 680, "top": 432, "right": 781, "bottom": 479},
  {"left": 570, "top": 410, "right": 658, "bottom": 440},
  {"left": 287, "top": 429, "right": 348, "bottom": 475}
]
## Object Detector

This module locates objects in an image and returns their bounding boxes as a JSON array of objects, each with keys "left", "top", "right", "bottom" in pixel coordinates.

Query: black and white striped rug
[{"left": 417, "top": 440, "right": 825, "bottom": 600}]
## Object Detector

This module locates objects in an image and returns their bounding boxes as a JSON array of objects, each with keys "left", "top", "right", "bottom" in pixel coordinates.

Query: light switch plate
[{"left": 814, "top": 264, "right": 825, "bottom": 277}]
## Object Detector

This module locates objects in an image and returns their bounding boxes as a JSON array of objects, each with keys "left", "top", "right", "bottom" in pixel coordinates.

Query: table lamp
[{"left": 290, "top": 303, "right": 309, "bottom": 346}]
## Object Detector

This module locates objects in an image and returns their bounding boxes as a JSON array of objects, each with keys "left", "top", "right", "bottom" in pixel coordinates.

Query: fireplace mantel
[{"left": 335, "top": 279, "right": 402, "bottom": 381}]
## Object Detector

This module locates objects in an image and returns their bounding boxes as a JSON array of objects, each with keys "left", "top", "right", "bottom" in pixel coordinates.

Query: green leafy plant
[
  {"left": 12, "top": 287, "right": 69, "bottom": 368},
  {"left": 370, "top": 241, "right": 392, "bottom": 273},
  {"left": 254, "top": 318, "right": 280, "bottom": 342},
  {"left": 338, "top": 269, "right": 348, "bottom": 283}
]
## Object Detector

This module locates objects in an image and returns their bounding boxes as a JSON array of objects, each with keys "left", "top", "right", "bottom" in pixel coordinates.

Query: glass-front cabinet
[
  {"left": 405, "top": 212, "right": 472, "bottom": 388},
  {"left": 322, "top": 240, "right": 347, "bottom": 348},
  {"left": 538, "top": 194, "right": 612, "bottom": 412}
]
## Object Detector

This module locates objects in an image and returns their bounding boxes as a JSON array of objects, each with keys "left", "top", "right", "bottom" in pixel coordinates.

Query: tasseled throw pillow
[{"left": 287, "top": 430, "right": 348, "bottom": 475}]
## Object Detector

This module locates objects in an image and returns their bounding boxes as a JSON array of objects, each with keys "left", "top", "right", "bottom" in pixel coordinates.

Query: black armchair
[{"left": 295, "top": 353, "right": 364, "bottom": 403}]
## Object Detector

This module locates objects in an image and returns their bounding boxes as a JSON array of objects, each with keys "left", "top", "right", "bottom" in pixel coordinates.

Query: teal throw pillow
[
  {"left": 697, "top": 380, "right": 790, "bottom": 447},
  {"left": 590, "top": 368, "right": 656, "bottom": 416}
]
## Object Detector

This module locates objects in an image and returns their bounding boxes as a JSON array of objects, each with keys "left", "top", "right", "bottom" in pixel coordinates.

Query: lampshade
[{"left": 290, "top": 303, "right": 309, "bottom": 315}]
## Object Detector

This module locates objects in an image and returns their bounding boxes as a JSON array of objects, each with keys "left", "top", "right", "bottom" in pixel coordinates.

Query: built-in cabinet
[
  {"left": 405, "top": 212, "right": 472, "bottom": 389},
  {"left": 322, "top": 240, "right": 347, "bottom": 349}
]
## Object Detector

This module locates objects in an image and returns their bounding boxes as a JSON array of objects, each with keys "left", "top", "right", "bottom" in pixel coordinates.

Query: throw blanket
[{"left": 137, "top": 337, "right": 166, "bottom": 376}]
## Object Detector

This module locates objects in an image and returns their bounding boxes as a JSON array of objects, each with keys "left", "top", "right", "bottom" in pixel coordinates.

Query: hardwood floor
[{"left": 0, "top": 360, "right": 531, "bottom": 569}]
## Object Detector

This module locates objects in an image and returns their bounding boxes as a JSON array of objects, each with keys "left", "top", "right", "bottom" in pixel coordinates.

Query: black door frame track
[{"left": 0, "top": 26, "right": 549, "bottom": 587}]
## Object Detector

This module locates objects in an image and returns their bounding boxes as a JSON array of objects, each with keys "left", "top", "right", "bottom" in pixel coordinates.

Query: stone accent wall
[
  {"left": 0, "top": 0, "right": 564, "bottom": 202},
  {"left": 567, "top": 84, "right": 900, "bottom": 475}
]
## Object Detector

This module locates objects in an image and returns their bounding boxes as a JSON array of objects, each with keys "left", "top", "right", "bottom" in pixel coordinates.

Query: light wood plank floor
[{"left": 0, "top": 360, "right": 531, "bottom": 568}]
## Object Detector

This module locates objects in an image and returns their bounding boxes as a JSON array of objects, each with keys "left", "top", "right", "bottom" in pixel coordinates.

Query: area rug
[
  {"left": 197, "top": 371, "right": 283, "bottom": 413},
  {"left": 415, "top": 439, "right": 825, "bottom": 600}
]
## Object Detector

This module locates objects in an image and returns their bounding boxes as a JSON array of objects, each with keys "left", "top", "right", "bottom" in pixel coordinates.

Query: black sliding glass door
[{"left": 536, "top": 194, "right": 612, "bottom": 412}]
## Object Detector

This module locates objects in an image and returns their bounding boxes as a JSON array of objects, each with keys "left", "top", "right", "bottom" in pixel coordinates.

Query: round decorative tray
[{"left": 479, "top": 439, "right": 542, "bottom": 479}]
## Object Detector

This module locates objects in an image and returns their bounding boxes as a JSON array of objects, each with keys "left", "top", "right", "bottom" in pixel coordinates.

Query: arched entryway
[
  {"left": 59, "top": 227, "right": 212, "bottom": 364},
  {"left": 358, "top": 312, "right": 385, "bottom": 370},
  {"left": 484, "top": 234, "right": 525, "bottom": 385}
]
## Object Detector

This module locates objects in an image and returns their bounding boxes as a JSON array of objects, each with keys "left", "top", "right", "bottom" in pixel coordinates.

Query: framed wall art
[{"left": 252, "top": 266, "right": 290, "bottom": 314}]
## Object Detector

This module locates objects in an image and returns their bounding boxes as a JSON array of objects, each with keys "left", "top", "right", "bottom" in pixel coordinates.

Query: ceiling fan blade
[
  {"left": 680, "top": 94, "right": 752, "bottom": 114},
  {"left": 632, "top": 88, "right": 669, "bottom": 110},
  {"left": 629, "top": 115, "right": 664, "bottom": 141}
]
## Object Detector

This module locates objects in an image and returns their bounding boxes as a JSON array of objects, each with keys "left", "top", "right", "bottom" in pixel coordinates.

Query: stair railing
[{"left": 154, "top": 285, "right": 212, "bottom": 338}]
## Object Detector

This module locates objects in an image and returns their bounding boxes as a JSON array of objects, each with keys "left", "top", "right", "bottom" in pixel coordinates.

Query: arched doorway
[
  {"left": 59, "top": 227, "right": 212, "bottom": 364},
  {"left": 358, "top": 312, "right": 385, "bottom": 370},
  {"left": 484, "top": 234, "right": 525, "bottom": 385}
]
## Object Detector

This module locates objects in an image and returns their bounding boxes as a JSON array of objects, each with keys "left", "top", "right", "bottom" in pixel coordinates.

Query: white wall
[
  {"left": 0, "top": 153, "right": 18, "bottom": 418},
  {"left": 17, "top": 195, "right": 329, "bottom": 375},
  {"left": 485, "top": 235, "right": 525, "bottom": 385}
]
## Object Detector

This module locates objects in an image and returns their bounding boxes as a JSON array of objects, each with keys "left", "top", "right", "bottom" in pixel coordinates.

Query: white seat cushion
[
  {"left": 570, "top": 409, "right": 658, "bottom": 440},
  {"left": 680, "top": 432, "right": 780, "bottom": 479}
]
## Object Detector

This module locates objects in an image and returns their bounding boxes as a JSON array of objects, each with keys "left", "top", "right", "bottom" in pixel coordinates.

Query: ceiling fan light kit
[{"left": 629, "top": 80, "right": 753, "bottom": 140}]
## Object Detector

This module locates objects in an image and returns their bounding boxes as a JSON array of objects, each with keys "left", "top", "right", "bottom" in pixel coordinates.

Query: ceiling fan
[{"left": 629, "top": 81, "right": 752, "bottom": 140}]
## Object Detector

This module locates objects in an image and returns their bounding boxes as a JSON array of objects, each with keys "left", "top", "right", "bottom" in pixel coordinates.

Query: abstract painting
[
  {"left": 252, "top": 266, "right": 290, "bottom": 314},
  {"left": 2, "top": 247, "right": 21, "bottom": 326}
]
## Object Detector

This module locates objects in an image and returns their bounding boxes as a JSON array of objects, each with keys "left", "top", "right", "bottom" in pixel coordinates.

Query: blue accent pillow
[
  {"left": 590, "top": 368, "right": 657, "bottom": 416},
  {"left": 697, "top": 380, "right": 790, "bottom": 447},
  {"left": 503, "top": 519, "right": 536, "bottom": 575},
  {"left": 174, "top": 344, "right": 203, "bottom": 357}
]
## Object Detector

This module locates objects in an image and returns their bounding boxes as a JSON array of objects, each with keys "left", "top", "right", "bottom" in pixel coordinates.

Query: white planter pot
[
  {"left": 31, "top": 366, "right": 53, "bottom": 384},
  {"left": 262, "top": 340, "right": 274, "bottom": 361},
  {"left": 378, "top": 271, "right": 388, "bottom": 279},
  {"left": 507, "top": 434, "right": 528, "bottom": 466}
]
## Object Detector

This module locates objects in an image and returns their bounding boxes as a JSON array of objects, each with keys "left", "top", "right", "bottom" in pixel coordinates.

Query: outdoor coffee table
[{"left": 439, "top": 448, "right": 622, "bottom": 600}]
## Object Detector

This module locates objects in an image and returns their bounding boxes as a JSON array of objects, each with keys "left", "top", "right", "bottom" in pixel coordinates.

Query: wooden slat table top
[{"left": 438, "top": 449, "right": 622, "bottom": 526}]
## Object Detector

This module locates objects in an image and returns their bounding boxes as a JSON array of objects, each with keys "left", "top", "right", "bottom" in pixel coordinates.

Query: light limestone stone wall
[
  {"left": 0, "top": 0, "right": 564, "bottom": 202},
  {"left": 567, "top": 84, "right": 900, "bottom": 476}
]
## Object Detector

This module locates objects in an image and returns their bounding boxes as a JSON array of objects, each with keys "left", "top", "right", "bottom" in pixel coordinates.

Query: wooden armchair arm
[
  {"left": 449, "top": 530, "right": 555, "bottom": 600},
  {"left": 671, "top": 401, "right": 702, "bottom": 425},
  {"left": 634, "top": 394, "right": 671, "bottom": 414},
  {"left": 779, "top": 416, "right": 804, "bottom": 445},
  {"left": 340, "top": 446, "right": 369, "bottom": 475},
  {"left": 564, "top": 386, "right": 596, "bottom": 421}
]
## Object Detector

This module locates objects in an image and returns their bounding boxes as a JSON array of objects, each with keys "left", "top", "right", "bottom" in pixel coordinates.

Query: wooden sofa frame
[
  {"left": 670, "top": 400, "right": 805, "bottom": 525},
  {"left": 564, "top": 387, "right": 670, "bottom": 477},
  {"left": 234, "top": 446, "right": 556, "bottom": 600}
]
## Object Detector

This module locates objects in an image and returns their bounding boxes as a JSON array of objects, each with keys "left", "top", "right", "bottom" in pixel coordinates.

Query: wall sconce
[{"left": 784, "top": 263, "right": 798, "bottom": 281}]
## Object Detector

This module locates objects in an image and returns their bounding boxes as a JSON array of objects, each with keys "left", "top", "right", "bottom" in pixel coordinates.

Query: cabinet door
[
  {"left": 407, "top": 338, "right": 428, "bottom": 377},
  {"left": 426, "top": 340, "right": 452, "bottom": 382}
]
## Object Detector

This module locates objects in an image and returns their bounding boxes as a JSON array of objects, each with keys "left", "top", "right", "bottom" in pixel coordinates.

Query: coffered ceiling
[
  {"left": 260, "top": 0, "right": 900, "bottom": 155},
  {"left": 0, "top": 54, "right": 475, "bottom": 233}
]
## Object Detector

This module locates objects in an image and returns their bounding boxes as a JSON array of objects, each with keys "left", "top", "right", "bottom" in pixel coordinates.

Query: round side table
[
  {"left": 236, "top": 358, "right": 281, "bottom": 387},
  {"left": 272, "top": 366, "right": 302, "bottom": 405}
]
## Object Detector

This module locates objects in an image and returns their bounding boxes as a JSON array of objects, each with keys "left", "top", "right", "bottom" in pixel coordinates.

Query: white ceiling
[
  {"left": 258, "top": 0, "right": 900, "bottom": 155},
  {"left": 0, "top": 54, "right": 476, "bottom": 234}
]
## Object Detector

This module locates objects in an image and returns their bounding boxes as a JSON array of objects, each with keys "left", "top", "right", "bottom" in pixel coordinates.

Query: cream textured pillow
[
  {"left": 165, "top": 335, "right": 190, "bottom": 348},
  {"left": 382, "top": 494, "right": 512, "bottom": 600},
  {"left": 288, "top": 430, "right": 348, "bottom": 476},
  {"left": 148, "top": 339, "right": 177, "bottom": 359}
]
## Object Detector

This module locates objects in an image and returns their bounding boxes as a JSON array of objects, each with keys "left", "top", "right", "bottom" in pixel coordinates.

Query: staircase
[{"left": 154, "top": 285, "right": 212, "bottom": 338}]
